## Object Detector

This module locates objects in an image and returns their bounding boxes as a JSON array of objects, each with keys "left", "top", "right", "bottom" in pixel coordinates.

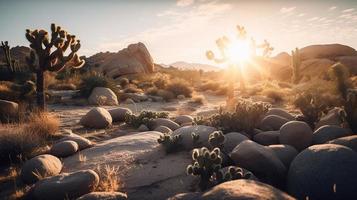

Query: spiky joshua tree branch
[{"left": 25, "top": 23, "right": 85, "bottom": 110}]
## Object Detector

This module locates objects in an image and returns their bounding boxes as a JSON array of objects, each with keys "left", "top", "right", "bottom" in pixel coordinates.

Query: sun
[{"left": 226, "top": 40, "right": 251, "bottom": 63}]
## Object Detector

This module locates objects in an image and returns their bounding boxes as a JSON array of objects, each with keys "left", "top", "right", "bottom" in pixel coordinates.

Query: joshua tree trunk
[{"left": 36, "top": 70, "right": 45, "bottom": 110}]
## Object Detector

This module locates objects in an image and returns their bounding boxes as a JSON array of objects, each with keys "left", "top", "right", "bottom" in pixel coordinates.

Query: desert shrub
[
  {"left": 165, "top": 79, "right": 193, "bottom": 97},
  {"left": 189, "top": 95, "right": 205, "bottom": 105},
  {"left": 125, "top": 110, "right": 169, "bottom": 128},
  {"left": 153, "top": 78, "right": 168, "bottom": 89},
  {"left": 329, "top": 63, "right": 352, "bottom": 100},
  {"left": 199, "top": 82, "right": 221, "bottom": 91},
  {"left": 0, "top": 112, "right": 59, "bottom": 164},
  {"left": 294, "top": 92, "right": 329, "bottom": 128},
  {"left": 344, "top": 90, "right": 357, "bottom": 132},
  {"left": 123, "top": 84, "right": 142, "bottom": 94},
  {"left": 157, "top": 89, "right": 175, "bottom": 101},
  {"left": 95, "top": 165, "right": 122, "bottom": 192},
  {"left": 48, "top": 83, "right": 76, "bottom": 90},
  {"left": 78, "top": 72, "right": 119, "bottom": 98},
  {"left": 202, "top": 99, "right": 270, "bottom": 134},
  {"left": 262, "top": 88, "right": 284, "bottom": 103},
  {"left": 278, "top": 81, "right": 292, "bottom": 88},
  {"left": 118, "top": 78, "right": 129, "bottom": 88},
  {"left": 145, "top": 87, "right": 159, "bottom": 96}
]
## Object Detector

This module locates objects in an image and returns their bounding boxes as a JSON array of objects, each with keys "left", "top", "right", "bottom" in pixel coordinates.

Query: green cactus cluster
[
  {"left": 1, "top": 41, "right": 19, "bottom": 73},
  {"left": 215, "top": 166, "right": 253, "bottom": 184},
  {"left": 157, "top": 133, "right": 183, "bottom": 153},
  {"left": 291, "top": 47, "right": 301, "bottom": 84},
  {"left": 186, "top": 147, "right": 222, "bottom": 190},
  {"left": 125, "top": 110, "right": 169, "bottom": 128},
  {"left": 208, "top": 131, "right": 225, "bottom": 148},
  {"left": 25, "top": 23, "right": 85, "bottom": 110}
]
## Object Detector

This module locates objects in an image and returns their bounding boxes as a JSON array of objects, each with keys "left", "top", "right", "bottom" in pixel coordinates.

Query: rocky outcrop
[
  {"left": 299, "top": 44, "right": 357, "bottom": 60},
  {"left": 86, "top": 42, "right": 154, "bottom": 79}
]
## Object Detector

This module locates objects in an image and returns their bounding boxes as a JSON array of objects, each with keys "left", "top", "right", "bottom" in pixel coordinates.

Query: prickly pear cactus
[
  {"left": 208, "top": 131, "right": 225, "bottom": 148},
  {"left": 186, "top": 147, "right": 222, "bottom": 190},
  {"left": 157, "top": 133, "right": 183, "bottom": 153}
]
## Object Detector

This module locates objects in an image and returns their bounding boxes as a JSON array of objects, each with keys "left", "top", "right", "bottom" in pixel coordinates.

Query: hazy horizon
[{"left": 1, "top": 0, "right": 357, "bottom": 65}]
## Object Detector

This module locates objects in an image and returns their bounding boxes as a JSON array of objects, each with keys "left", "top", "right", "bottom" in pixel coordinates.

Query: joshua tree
[
  {"left": 291, "top": 47, "right": 301, "bottom": 84},
  {"left": 258, "top": 39, "right": 274, "bottom": 58},
  {"left": 25, "top": 23, "right": 85, "bottom": 110},
  {"left": 1, "top": 41, "right": 19, "bottom": 73}
]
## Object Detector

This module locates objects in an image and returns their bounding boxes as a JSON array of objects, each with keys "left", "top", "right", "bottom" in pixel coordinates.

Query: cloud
[
  {"left": 280, "top": 7, "right": 296, "bottom": 14},
  {"left": 307, "top": 17, "right": 319, "bottom": 22},
  {"left": 329, "top": 6, "right": 337, "bottom": 11},
  {"left": 342, "top": 8, "right": 355, "bottom": 13},
  {"left": 297, "top": 13, "right": 305, "bottom": 17},
  {"left": 176, "top": 0, "right": 195, "bottom": 7}
]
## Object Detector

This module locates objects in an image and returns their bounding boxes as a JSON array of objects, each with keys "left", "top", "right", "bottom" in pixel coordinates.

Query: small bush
[
  {"left": 95, "top": 165, "right": 122, "bottom": 192},
  {"left": 78, "top": 72, "right": 119, "bottom": 98},
  {"left": 165, "top": 79, "right": 193, "bottom": 97},
  {"left": 125, "top": 110, "right": 169, "bottom": 128},
  {"left": 118, "top": 78, "right": 129, "bottom": 88},
  {"left": 123, "top": 84, "right": 143, "bottom": 94},
  {"left": 189, "top": 95, "right": 205, "bottom": 105},
  {"left": 262, "top": 89, "right": 284, "bottom": 103},
  {"left": 202, "top": 99, "right": 270, "bottom": 134},
  {"left": 157, "top": 89, "right": 175, "bottom": 101}
]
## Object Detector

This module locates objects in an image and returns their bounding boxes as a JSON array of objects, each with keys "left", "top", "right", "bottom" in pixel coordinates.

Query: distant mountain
[{"left": 164, "top": 61, "right": 220, "bottom": 72}]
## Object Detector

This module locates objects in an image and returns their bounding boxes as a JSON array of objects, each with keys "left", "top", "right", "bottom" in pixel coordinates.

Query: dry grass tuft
[
  {"left": 189, "top": 95, "right": 206, "bottom": 105},
  {"left": 262, "top": 88, "right": 284, "bottom": 103},
  {"left": 95, "top": 165, "right": 122, "bottom": 192},
  {"left": 165, "top": 79, "right": 193, "bottom": 98},
  {"left": 0, "top": 112, "right": 59, "bottom": 164}
]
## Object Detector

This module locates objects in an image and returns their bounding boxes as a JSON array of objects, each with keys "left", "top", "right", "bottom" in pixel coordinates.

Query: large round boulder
[
  {"left": 287, "top": 144, "right": 357, "bottom": 200},
  {"left": 108, "top": 107, "right": 132, "bottom": 122},
  {"left": 328, "top": 135, "right": 357, "bottom": 152},
  {"left": 299, "top": 44, "right": 357, "bottom": 60},
  {"left": 259, "top": 115, "right": 289, "bottom": 131},
  {"left": 269, "top": 144, "right": 298, "bottom": 168},
  {"left": 223, "top": 132, "right": 249, "bottom": 153},
  {"left": 230, "top": 140, "right": 286, "bottom": 187},
  {"left": 253, "top": 131, "right": 280, "bottom": 146},
  {"left": 150, "top": 118, "right": 180, "bottom": 131},
  {"left": 80, "top": 107, "right": 112, "bottom": 129},
  {"left": 50, "top": 140, "right": 79, "bottom": 158},
  {"left": 172, "top": 125, "right": 217, "bottom": 150},
  {"left": 59, "top": 133, "right": 92, "bottom": 150},
  {"left": 279, "top": 121, "right": 312, "bottom": 151},
  {"left": 21, "top": 154, "right": 62, "bottom": 184},
  {"left": 312, "top": 125, "right": 352, "bottom": 144},
  {"left": 174, "top": 115, "right": 194, "bottom": 125},
  {"left": 200, "top": 179, "right": 294, "bottom": 200},
  {"left": 33, "top": 170, "right": 99, "bottom": 200},
  {"left": 265, "top": 108, "right": 295, "bottom": 120},
  {"left": 88, "top": 87, "right": 118, "bottom": 106},
  {"left": 76, "top": 192, "right": 127, "bottom": 200}
]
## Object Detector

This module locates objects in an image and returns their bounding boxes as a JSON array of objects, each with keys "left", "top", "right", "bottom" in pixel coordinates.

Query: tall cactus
[
  {"left": 291, "top": 47, "right": 301, "bottom": 84},
  {"left": 1, "top": 41, "right": 18, "bottom": 73},
  {"left": 25, "top": 23, "right": 85, "bottom": 110}
]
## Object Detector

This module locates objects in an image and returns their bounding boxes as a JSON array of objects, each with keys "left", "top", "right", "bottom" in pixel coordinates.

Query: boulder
[
  {"left": 287, "top": 144, "right": 357, "bottom": 200},
  {"left": 269, "top": 144, "right": 298, "bottom": 168},
  {"left": 259, "top": 115, "right": 289, "bottom": 131},
  {"left": 299, "top": 44, "right": 357, "bottom": 60},
  {"left": 336, "top": 56, "right": 357, "bottom": 75},
  {"left": 167, "top": 193, "right": 201, "bottom": 200},
  {"left": 174, "top": 115, "right": 194, "bottom": 125},
  {"left": 300, "top": 58, "right": 335, "bottom": 79},
  {"left": 138, "top": 124, "right": 149, "bottom": 132},
  {"left": 200, "top": 179, "right": 294, "bottom": 200},
  {"left": 230, "top": 140, "right": 286, "bottom": 187},
  {"left": 88, "top": 87, "right": 118, "bottom": 106},
  {"left": 50, "top": 140, "right": 79, "bottom": 158},
  {"left": 21, "top": 154, "right": 62, "bottom": 184},
  {"left": 0, "top": 99, "right": 18, "bottom": 121},
  {"left": 80, "top": 107, "right": 112, "bottom": 129},
  {"left": 124, "top": 93, "right": 148, "bottom": 102},
  {"left": 87, "top": 42, "right": 154, "bottom": 79},
  {"left": 172, "top": 125, "right": 217, "bottom": 150},
  {"left": 33, "top": 170, "right": 99, "bottom": 200},
  {"left": 108, "top": 107, "right": 132, "bottom": 122},
  {"left": 154, "top": 125, "right": 172, "bottom": 134},
  {"left": 315, "top": 107, "right": 344, "bottom": 129},
  {"left": 279, "top": 121, "right": 313, "bottom": 151},
  {"left": 223, "top": 132, "right": 249, "bottom": 153},
  {"left": 265, "top": 108, "right": 295, "bottom": 120},
  {"left": 59, "top": 133, "right": 92, "bottom": 150},
  {"left": 253, "top": 131, "right": 280, "bottom": 146},
  {"left": 312, "top": 125, "right": 352, "bottom": 144},
  {"left": 328, "top": 135, "right": 357, "bottom": 152},
  {"left": 151, "top": 118, "right": 180, "bottom": 131},
  {"left": 76, "top": 192, "right": 127, "bottom": 200}
]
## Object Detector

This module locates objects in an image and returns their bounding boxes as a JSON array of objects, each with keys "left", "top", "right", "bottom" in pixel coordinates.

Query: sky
[{"left": 1, "top": 0, "right": 357, "bottom": 64}]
